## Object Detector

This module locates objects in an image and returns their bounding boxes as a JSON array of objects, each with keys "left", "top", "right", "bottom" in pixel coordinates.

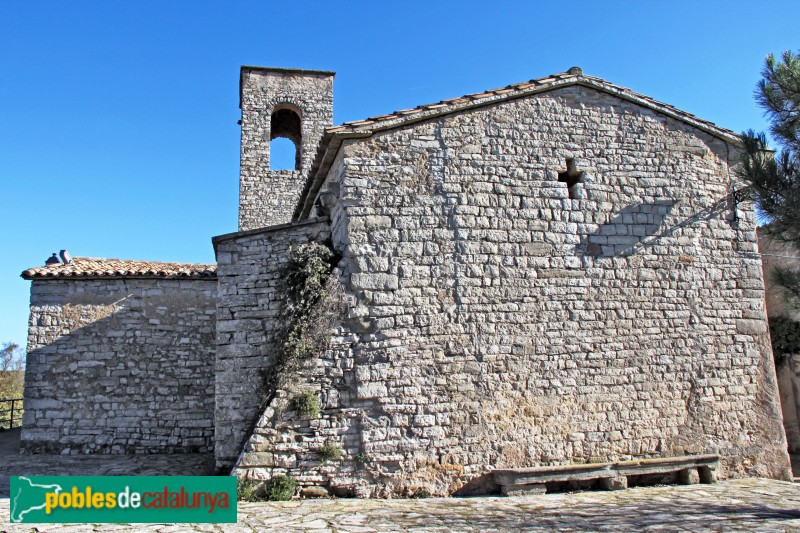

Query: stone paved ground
[
  {"left": 1, "top": 430, "right": 799, "bottom": 532},
  {"left": 0, "top": 478, "right": 799, "bottom": 532}
]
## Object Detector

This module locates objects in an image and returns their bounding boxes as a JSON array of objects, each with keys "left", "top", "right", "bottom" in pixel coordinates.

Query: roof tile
[
  {"left": 324, "top": 70, "right": 737, "bottom": 141},
  {"left": 21, "top": 257, "right": 217, "bottom": 280}
]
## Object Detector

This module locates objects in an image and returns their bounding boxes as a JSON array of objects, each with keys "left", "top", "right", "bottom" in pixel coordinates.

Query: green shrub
[
  {"left": 291, "top": 391, "right": 320, "bottom": 418},
  {"left": 237, "top": 478, "right": 263, "bottom": 502},
  {"left": 318, "top": 444, "right": 342, "bottom": 462},
  {"left": 284, "top": 242, "right": 337, "bottom": 317},
  {"left": 410, "top": 487, "right": 432, "bottom": 499},
  {"left": 353, "top": 452, "right": 370, "bottom": 464},
  {"left": 265, "top": 475, "right": 297, "bottom": 501}
]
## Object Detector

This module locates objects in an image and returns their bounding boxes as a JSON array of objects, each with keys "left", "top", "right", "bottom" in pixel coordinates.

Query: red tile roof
[{"left": 21, "top": 257, "right": 217, "bottom": 280}]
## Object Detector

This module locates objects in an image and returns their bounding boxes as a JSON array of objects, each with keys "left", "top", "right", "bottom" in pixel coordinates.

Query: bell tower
[{"left": 238, "top": 66, "right": 334, "bottom": 231}]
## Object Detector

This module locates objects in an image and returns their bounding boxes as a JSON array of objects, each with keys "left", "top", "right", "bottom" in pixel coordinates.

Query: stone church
[{"left": 21, "top": 66, "right": 792, "bottom": 496}]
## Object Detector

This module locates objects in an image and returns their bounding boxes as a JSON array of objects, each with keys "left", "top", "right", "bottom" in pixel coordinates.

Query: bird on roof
[
  {"left": 59, "top": 249, "right": 72, "bottom": 264},
  {"left": 45, "top": 253, "right": 60, "bottom": 266}
]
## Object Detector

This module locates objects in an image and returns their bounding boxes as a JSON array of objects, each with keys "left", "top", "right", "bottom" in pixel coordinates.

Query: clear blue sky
[{"left": 1, "top": 1, "right": 798, "bottom": 349}]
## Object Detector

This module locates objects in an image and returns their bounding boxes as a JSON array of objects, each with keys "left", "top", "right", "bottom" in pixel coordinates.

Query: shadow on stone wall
[
  {"left": 578, "top": 197, "right": 735, "bottom": 258},
  {"left": 577, "top": 200, "right": 675, "bottom": 258},
  {"left": 23, "top": 283, "right": 216, "bottom": 455}
]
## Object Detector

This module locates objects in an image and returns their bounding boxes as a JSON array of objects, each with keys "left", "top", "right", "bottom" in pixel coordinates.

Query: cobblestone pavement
[{"left": 0, "top": 478, "right": 798, "bottom": 532}]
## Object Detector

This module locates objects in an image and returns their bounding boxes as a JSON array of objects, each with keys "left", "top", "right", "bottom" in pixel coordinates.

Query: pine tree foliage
[{"left": 740, "top": 50, "right": 800, "bottom": 301}]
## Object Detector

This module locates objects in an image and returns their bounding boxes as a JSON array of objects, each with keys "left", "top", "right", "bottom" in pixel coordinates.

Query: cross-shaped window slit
[{"left": 558, "top": 158, "right": 583, "bottom": 199}]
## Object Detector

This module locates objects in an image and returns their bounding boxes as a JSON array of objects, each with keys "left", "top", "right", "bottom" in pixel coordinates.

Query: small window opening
[
  {"left": 270, "top": 107, "right": 301, "bottom": 170},
  {"left": 558, "top": 158, "right": 584, "bottom": 199},
  {"left": 270, "top": 138, "right": 297, "bottom": 170}
]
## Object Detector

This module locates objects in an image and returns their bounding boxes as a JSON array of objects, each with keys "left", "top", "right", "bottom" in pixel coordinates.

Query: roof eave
[
  {"left": 294, "top": 132, "right": 372, "bottom": 221},
  {"left": 21, "top": 273, "right": 217, "bottom": 281},
  {"left": 330, "top": 77, "right": 743, "bottom": 145}
]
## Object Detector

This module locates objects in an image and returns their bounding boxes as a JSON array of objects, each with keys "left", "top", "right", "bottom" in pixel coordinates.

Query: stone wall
[
  {"left": 233, "top": 84, "right": 791, "bottom": 495},
  {"left": 213, "top": 219, "right": 332, "bottom": 471},
  {"left": 22, "top": 278, "right": 217, "bottom": 454},
  {"left": 239, "top": 67, "right": 334, "bottom": 231}
]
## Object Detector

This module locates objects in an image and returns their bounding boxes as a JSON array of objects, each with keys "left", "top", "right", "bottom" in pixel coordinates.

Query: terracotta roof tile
[
  {"left": 21, "top": 257, "right": 217, "bottom": 280},
  {"left": 320, "top": 70, "right": 739, "bottom": 142}
]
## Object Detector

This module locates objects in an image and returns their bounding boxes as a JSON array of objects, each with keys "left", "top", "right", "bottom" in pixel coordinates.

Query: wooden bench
[{"left": 492, "top": 454, "right": 719, "bottom": 496}]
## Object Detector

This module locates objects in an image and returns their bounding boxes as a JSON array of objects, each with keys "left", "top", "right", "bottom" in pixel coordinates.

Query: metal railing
[{"left": 0, "top": 398, "right": 23, "bottom": 429}]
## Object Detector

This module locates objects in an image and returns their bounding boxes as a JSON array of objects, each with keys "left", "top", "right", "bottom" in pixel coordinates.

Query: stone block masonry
[
  {"left": 213, "top": 219, "right": 332, "bottom": 472},
  {"left": 238, "top": 67, "right": 334, "bottom": 231},
  {"left": 22, "top": 278, "right": 217, "bottom": 454},
  {"left": 235, "top": 80, "right": 792, "bottom": 496}
]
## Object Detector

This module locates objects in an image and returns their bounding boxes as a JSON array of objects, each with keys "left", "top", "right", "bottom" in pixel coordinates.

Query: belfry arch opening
[{"left": 270, "top": 105, "right": 302, "bottom": 170}]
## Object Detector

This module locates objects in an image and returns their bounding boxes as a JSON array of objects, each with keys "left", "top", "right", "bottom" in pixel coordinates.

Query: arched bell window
[{"left": 269, "top": 104, "right": 302, "bottom": 171}]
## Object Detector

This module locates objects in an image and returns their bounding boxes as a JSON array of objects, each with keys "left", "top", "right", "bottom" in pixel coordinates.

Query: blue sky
[{"left": 1, "top": 1, "right": 799, "bottom": 349}]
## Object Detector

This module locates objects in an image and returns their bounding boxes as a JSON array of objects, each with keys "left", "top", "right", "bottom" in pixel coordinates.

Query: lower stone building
[
  {"left": 21, "top": 259, "right": 217, "bottom": 454},
  {"left": 21, "top": 66, "right": 793, "bottom": 496}
]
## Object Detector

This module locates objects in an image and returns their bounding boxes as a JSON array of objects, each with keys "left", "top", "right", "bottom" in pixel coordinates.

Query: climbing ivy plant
[
  {"left": 237, "top": 240, "right": 344, "bottom": 474},
  {"left": 265, "top": 241, "right": 343, "bottom": 395},
  {"left": 284, "top": 242, "right": 337, "bottom": 315}
]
